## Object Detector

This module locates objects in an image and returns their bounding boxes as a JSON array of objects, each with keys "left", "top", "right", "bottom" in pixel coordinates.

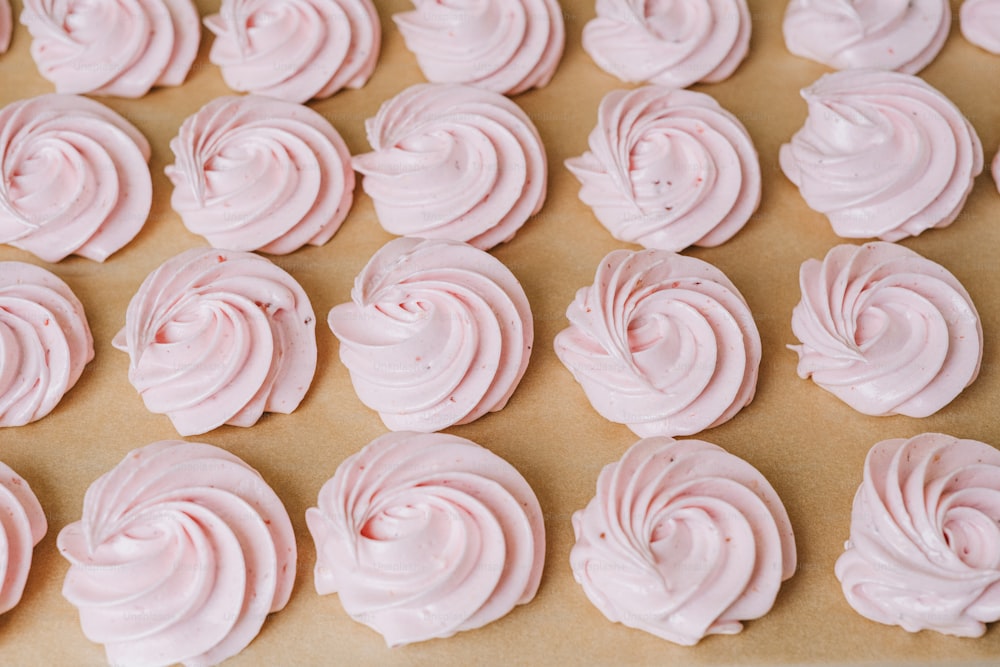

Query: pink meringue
[
  {"left": 205, "top": 0, "right": 381, "bottom": 103},
  {"left": 328, "top": 237, "right": 533, "bottom": 432},
  {"left": 0, "top": 462, "right": 46, "bottom": 615},
  {"left": 836, "top": 433, "right": 1000, "bottom": 637},
  {"left": 582, "top": 0, "right": 750, "bottom": 88},
  {"left": 58, "top": 440, "right": 296, "bottom": 666},
  {"left": 306, "top": 430, "right": 545, "bottom": 647},
  {"left": 571, "top": 436, "right": 796, "bottom": 645},
  {"left": 554, "top": 249, "right": 761, "bottom": 437},
  {"left": 394, "top": 0, "right": 564, "bottom": 95},
  {"left": 565, "top": 86, "right": 761, "bottom": 251},
  {"left": 21, "top": 0, "right": 200, "bottom": 97},
  {"left": 790, "top": 242, "right": 982, "bottom": 417},
  {"left": 963, "top": 0, "right": 1000, "bottom": 53},
  {"left": 0, "top": 0, "right": 11, "bottom": 54},
  {"left": 0, "top": 94, "right": 152, "bottom": 262},
  {"left": 352, "top": 83, "right": 547, "bottom": 250},
  {"left": 113, "top": 248, "right": 317, "bottom": 436},
  {"left": 780, "top": 69, "right": 983, "bottom": 242},
  {"left": 165, "top": 95, "right": 355, "bottom": 254},
  {"left": 783, "top": 0, "right": 949, "bottom": 74},
  {"left": 0, "top": 262, "right": 94, "bottom": 426}
]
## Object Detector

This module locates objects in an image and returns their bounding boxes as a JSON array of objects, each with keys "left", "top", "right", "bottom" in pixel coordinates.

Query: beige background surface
[{"left": 2, "top": 0, "right": 1000, "bottom": 664}]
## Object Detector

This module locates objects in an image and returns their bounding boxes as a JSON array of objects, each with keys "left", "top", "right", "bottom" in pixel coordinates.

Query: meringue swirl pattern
[
  {"left": 0, "top": 94, "right": 152, "bottom": 262},
  {"left": 790, "top": 242, "right": 982, "bottom": 417},
  {"left": 394, "top": 0, "right": 564, "bottom": 95},
  {"left": 582, "top": 0, "right": 751, "bottom": 88},
  {"left": 783, "top": 0, "right": 949, "bottom": 74},
  {"left": 836, "top": 433, "right": 1000, "bottom": 636},
  {"left": 306, "top": 431, "right": 545, "bottom": 646},
  {"left": 166, "top": 95, "right": 355, "bottom": 254},
  {"left": 0, "top": 462, "right": 46, "bottom": 616},
  {"left": 352, "top": 83, "right": 547, "bottom": 250},
  {"left": 0, "top": 0, "right": 11, "bottom": 54},
  {"left": 328, "top": 237, "right": 533, "bottom": 432},
  {"left": 205, "top": 0, "right": 381, "bottom": 103},
  {"left": 21, "top": 0, "right": 200, "bottom": 97},
  {"left": 571, "top": 436, "right": 796, "bottom": 645},
  {"left": 0, "top": 262, "right": 94, "bottom": 427},
  {"left": 780, "top": 69, "right": 983, "bottom": 242},
  {"left": 113, "top": 248, "right": 317, "bottom": 436},
  {"left": 962, "top": 0, "right": 1000, "bottom": 54},
  {"left": 555, "top": 249, "right": 761, "bottom": 437},
  {"left": 565, "top": 86, "right": 761, "bottom": 251},
  {"left": 58, "top": 440, "right": 296, "bottom": 666}
]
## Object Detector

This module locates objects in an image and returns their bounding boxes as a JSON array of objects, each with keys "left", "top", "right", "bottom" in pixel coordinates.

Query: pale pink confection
[
  {"left": 571, "top": 436, "right": 796, "bottom": 645},
  {"left": 394, "top": 0, "right": 564, "bottom": 95},
  {"left": 582, "top": 0, "right": 750, "bottom": 88},
  {"left": 566, "top": 86, "right": 760, "bottom": 252},
  {"left": 328, "top": 237, "right": 532, "bottom": 432},
  {"left": 306, "top": 431, "right": 545, "bottom": 647},
  {"left": 0, "top": 94, "right": 151, "bottom": 262},
  {"left": 21, "top": 0, "right": 199, "bottom": 97},
  {"left": 0, "top": 462, "right": 46, "bottom": 615},
  {"left": 0, "top": 0, "right": 11, "bottom": 54},
  {"left": 780, "top": 70, "right": 983, "bottom": 242},
  {"left": 836, "top": 433, "right": 1000, "bottom": 637},
  {"left": 790, "top": 242, "right": 982, "bottom": 417},
  {"left": 205, "top": 0, "right": 381, "bottom": 104},
  {"left": 555, "top": 249, "right": 761, "bottom": 437},
  {"left": 58, "top": 440, "right": 296, "bottom": 667},
  {"left": 353, "top": 83, "right": 546, "bottom": 250},
  {"left": 962, "top": 0, "right": 1000, "bottom": 53},
  {"left": 113, "top": 248, "right": 317, "bottom": 436},
  {"left": 165, "top": 95, "right": 355, "bottom": 254},
  {"left": 0, "top": 262, "right": 93, "bottom": 426},
  {"left": 783, "top": 0, "right": 949, "bottom": 74}
]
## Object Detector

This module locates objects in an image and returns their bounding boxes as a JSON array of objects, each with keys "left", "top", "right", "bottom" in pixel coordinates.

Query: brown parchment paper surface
[{"left": 2, "top": 0, "right": 1000, "bottom": 664}]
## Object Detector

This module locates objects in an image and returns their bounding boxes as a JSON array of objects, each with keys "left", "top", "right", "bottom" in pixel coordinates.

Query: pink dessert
[
  {"left": 555, "top": 249, "right": 761, "bottom": 437},
  {"left": 306, "top": 431, "right": 545, "bottom": 646},
  {"left": 205, "top": 0, "right": 381, "bottom": 103},
  {"left": 962, "top": 0, "right": 1000, "bottom": 53},
  {"left": 582, "top": 0, "right": 750, "bottom": 88},
  {"left": 780, "top": 69, "right": 983, "bottom": 242},
  {"left": 352, "top": 83, "right": 547, "bottom": 250},
  {"left": 328, "top": 237, "right": 533, "bottom": 432},
  {"left": 165, "top": 95, "right": 355, "bottom": 254},
  {"left": 21, "top": 0, "right": 199, "bottom": 97},
  {"left": 58, "top": 440, "right": 296, "bottom": 666},
  {"left": 0, "top": 94, "right": 152, "bottom": 262},
  {"left": 566, "top": 86, "right": 761, "bottom": 252},
  {"left": 783, "top": 0, "right": 949, "bottom": 73},
  {"left": 571, "top": 436, "right": 796, "bottom": 645},
  {"left": 790, "top": 242, "right": 982, "bottom": 417},
  {"left": 836, "top": 433, "right": 1000, "bottom": 637},
  {"left": 0, "top": 0, "right": 11, "bottom": 54},
  {"left": 0, "top": 462, "right": 46, "bottom": 615},
  {"left": 113, "top": 248, "right": 317, "bottom": 436},
  {"left": 0, "top": 262, "right": 94, "bottom": 426},
  {"left": 394, "top": 0, "right": 564, "bottom": 95}
]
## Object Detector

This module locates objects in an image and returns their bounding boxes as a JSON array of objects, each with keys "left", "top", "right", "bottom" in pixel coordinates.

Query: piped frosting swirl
[
  {"left": 0, "top": 462, "right": 46, "bottom": 616},
  {"left": 0, "top": 0, "right": 11, "bottom": 54},
  {"left": 962, "top": 0, "right": 1000, "bottom": 54}
]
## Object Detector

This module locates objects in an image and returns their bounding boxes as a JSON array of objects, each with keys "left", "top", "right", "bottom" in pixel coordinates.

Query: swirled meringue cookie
[
  {"left": 0, "top": 262, "right": 94, "bottom": 427},
  {"left": 0, "top": 462, "right": 46, "bottom": 615},
  {"left": 205, "top": 0, "right": 381, "bottom": 103},
  {"left": 353, "top": 84, "right": 546, "bottom": 250},
  {"left": 58, "top": 440, "right": 296, "bottom": 666},
  {"left": 780, "top": 70, "right": 983, "bottom": 242},
  {"left": 166, "top": 95, "right": 355, "bottom": 254},
  {"left": 790, "top": 242, "right": 981, "bottom": 417},
  {"left": 113, "top": 248, "right": 317, "bottom": 436},
  {"left": 582, "top": 0, "right": 750, "bottom": 88},
  {"left": 783, "top": 0, "right": 949, "bottom": 73},
  {"left": 328, "top": 237, "right": 532, "bottom": 432},
  {"left": 555, "top": 249, "right": 761, "bottom": 437},
  {"left": 306, "top": 430, "right": 545, "bottom": 646},
  {"left": 0, "top": 94, "right": 152, "bottom": 262},
  {"left": 963, "top": 0, "right": 1000, "bottom": 53},
  {"left": 565, "top": 86, "right": 760, "bottom": 251},
  {"left": 394, "top": 0, "right": 564, "bottom": 95},
  {"left": 21, "top": 0, "right": 199, "bottom": 97},
  {"left": 0, "top": 0, "right": 11, "bottom": 54},
  {"left": 572, "top": 436, "right": 796, "bottom": 645},
  {"left": 836, "top": 433, "right": 1000, "bottom": 636}
]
